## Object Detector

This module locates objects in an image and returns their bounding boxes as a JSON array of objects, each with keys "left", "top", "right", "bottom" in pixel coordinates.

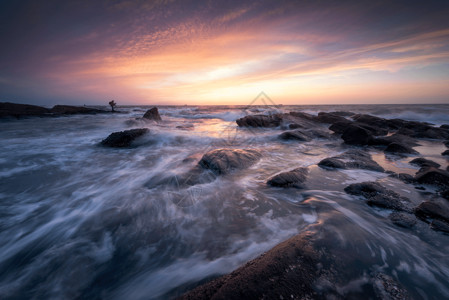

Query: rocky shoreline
[
  {"left": 175, "top": 110, "right": 449, "bottom": 299},
  {"left": 0, "top": 102, "right": 112, "bottom": 118},
  {"left": 3, "top": 103, "right": 449, "bottom": 298}
]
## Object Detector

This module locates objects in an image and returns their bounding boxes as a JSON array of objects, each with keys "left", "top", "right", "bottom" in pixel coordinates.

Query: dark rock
[
  {"left": 441, "top": 124, "right": 449, "bottom": 130},
  {"left": 267, "top": 167, "right": 308, "bottom": 188},
  {"left": 409, "top": 158, "right": 440, "bottom": 168},
  {"left": 430, "top": 219, "right": 449, "bottom": 233},
  {"left": 389, "top": 212, "right": 416, "bottom": 228},
  {"left": 329, "top": 120, "right": 353, "bottom": 134},
  {"left": 442, "top": 150, "right": 449, "bottom": 156},
  {"left": 316, "top": 112, "right": 347, "bottom": 124},
  {"left": 384, "top": 143, "right": 418, "bottom": 155},
  {"left": 176, "top": 124, "right": 194, "bottom": 130},
  {"left": 352, "top": 114, "right": 390, "bottom": 129},
  {"left": 288, "top": 111, "right": 316, "bottom": 121},
  {"left": 101, "top": 128, "right": 149, "bottom": 148},
  {"left": 344, "top": 182, "right": 386, "bottom": 198},
  {"left": 388, "top": 173, "right": 415, "bottom": 184},
  {"left": 236, "top": 114, "right": 282, "bottom": 127},
  {"left": 51, "top": 105, "right": 105, "bottom": 114},
  {"left": 279, "top": 130, "right": 311, "bottom": 141},
  {"left": 398, "top": 124, "right": 449, "bottom": 140},
  {"left": 415, "top": 167, "right": 449, "bottom": 187},
  {"left": 415, "top": 199, "right": 449, "bottom": 223},
  {"left": 288, "top": 123, "right": 303, "bottom": 129},
  {"left": 366, "top": 192, "right": 412, "bottom": 212},
  {"left": 0, "top": 102, "right": 50, "bottom": 118},
  {"left": 341, "top": 125, "right": 373, "bottom": 145},
  {"left": 331, "top": 111, "right": 355, "bottom": 117},
  {"left": 441, "top": 189, "right": 449, "bottom": 200},
  {"left": 318, "top": 158, "right": 347, "bottom": 169},
  {"left": 345, "top": 181, "right": 412, "bottom": 212},
  {"left": 318, "top": 150, "right": 384, "bottom": 172},
  {"left": 198, "top": 149, "right": 261, "bottom": 175},
  {"left": 371, "top": 134, "right": 419, "bottom": 147},
  {"left": 372, "top": 273, "right": 410, "bottom": 300},
  {"left": 179, "top": 232, "right": 324, "bottom": 300},
  {"left": 143, "top": 107, "right": 162, "bottom": 121},
  {"left": 444, "top": 140, "right": 449, "bottom": 148}
]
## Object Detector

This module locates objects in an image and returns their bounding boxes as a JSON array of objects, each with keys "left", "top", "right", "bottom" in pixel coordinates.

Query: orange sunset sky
[{"left": 1, "top": 0, "right": 449, "bottom": 106}]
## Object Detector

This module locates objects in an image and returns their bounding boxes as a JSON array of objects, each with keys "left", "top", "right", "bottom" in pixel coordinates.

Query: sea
[{"left": 1, "top": 104, "right": 449, "bottom": 299}]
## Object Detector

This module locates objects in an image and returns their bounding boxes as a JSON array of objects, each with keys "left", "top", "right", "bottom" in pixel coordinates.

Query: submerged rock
[
  {"left": 415, "top": 199, "right": 449, "bottom": 224},
  {"left": 430, "top": 219, "right": 449, "bottom": 233},
  {"left": 372, "top": 273, "right": 411, "bottom": 300},
  {"left": 101, "top": 128, "right": 149, "bottom": 148},
  {"left": 409, "top": 158, "right": 440, "bottom": 168},
  {"left": 388, "top": 172, "right": 415, "bottom": 184},
  {"left": 384, "top": 142, "right": 419, "bottom": 155},
  {"left": 143, "top": 107, "right": 162, "bottom": 121},
  {"left": 345, "top": 181, "right": 412, "bottom": 212},
  {"left": 415, "top": 167, "right": 449, "bottom": 188},
  {"left": 344, "top": 182, "right": 386, "bottom": 198},
  {"left": 389, "top": 212, "right": 416, "bottom": 228},
  {"left": 278, "top": 130, "right": 311, "bottom": 141},
  {"left": 236, "top": 114, "right": 281, "bottom": 127},
  {"left": 0, "top": 102, "right": 50, "bottom": 118},
  {"left": 198, "top": 149, "right": 261, "bottom": 174},
  {"left": 267, "top": 167, "right": 308, "bottom": 188}
]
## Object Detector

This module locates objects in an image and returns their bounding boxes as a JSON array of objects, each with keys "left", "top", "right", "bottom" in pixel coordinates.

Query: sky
[{"left": 1, "top": 0, "right": 449, "bottom": 106}]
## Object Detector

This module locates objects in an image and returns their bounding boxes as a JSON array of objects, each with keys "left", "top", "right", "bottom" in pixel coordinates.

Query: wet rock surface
[
  {"left": 236, "top": 114, "right": 282, "bottom": 127},
  {"left": 414, "top": 167, "right": 449, "bottom": 187},
  {"left": 384, "top": 142, "right": 419, "bottom": 155},
  {"left": 100, "top": 128, "right": 149, "bottom": 148},
  {"left": 199, "top": 149, "right": 261, "bottom": 175},
  {"left": 0, "top": 102, "right": 50, "bottom": 118},
  {"left": 409, "top": 158, "right": 440, "bottom": 168},
  {"left": 389, "top": 212, "right": 417, "bottom": 228},
  {"left": 178, "top": 233, "right": 329, "bottom": 300},
  {"left": 345, "top": 182, "right": 412, "bottom": 212},
  {"left": 143, "top": 107, "right": 162, "bottom": 121},
  {"left": 267, "top": 167, "right": 308, "bottom": 188},
  {"left": 318, "top": 149, "right": 384, "bottom": 172}
]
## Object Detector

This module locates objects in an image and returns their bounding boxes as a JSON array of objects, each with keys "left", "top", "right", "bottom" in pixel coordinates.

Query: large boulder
[
  {"left": 143, "top": 107, "right": 162, "bottom": 121},
  {"left": 51, "top": 105, "right": 104, "bottom": 114},
  {"left": 341, "top": 125, "right": 373, "bottom": 145},
  {"left": 101, "top": 128, "right": 149, "bottom": 148},
  {"left": 0, "top": 102, "right": 50, "bottom": 118},
  {"left": 415, "top": 167, "right": 449, "bottom": 187},
  {"left": 236, "top": 114, "right": 282, "bottom": 127},
  {"left": 267, "top": 167, "right": 308, "bottom": 188},
  {"left": 198, "top": 149, "right": 261, "bottom": 174},
  {"left": 178, "top": 232, "right": 325, "bottom": 300}
]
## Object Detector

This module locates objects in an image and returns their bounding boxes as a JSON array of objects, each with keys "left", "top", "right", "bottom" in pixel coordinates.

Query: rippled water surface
[{"left": 1, "top": 104, "right": 449, "bottom": 299}]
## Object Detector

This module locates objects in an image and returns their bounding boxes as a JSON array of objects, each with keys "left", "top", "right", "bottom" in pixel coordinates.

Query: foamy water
[{"left": 0, "top": 104, "right": 448, "bottom": 299}]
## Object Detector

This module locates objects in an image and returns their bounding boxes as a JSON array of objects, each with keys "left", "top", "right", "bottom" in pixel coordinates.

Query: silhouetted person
[{"left": 109, "top": 100, "right": 116, "bottom": 112}]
